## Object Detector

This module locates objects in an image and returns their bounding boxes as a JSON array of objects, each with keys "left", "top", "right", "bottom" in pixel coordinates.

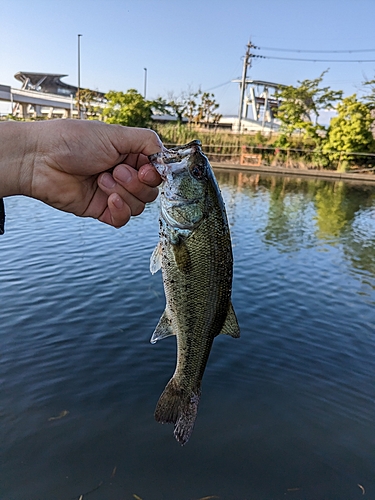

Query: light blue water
[{"left": 1, "top": 172, "right": 375, "bottom": 500}]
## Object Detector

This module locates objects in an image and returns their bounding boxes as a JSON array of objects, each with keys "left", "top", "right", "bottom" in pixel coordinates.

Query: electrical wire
[
  {"left": 260, "top": 55, "right": 375, "bottom": 63},
  {"left": 204, "top": 80, "right": 233, "bottom": 91},
  {"left": 259, "top": 46, "right": 375, "bottom": 53}
]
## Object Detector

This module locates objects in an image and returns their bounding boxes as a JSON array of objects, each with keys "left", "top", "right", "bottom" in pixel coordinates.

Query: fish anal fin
[
  {"left": 150, "top": 310, "right": 175, "bottom": 344},
  {"left": 155, "top": 377, "right": 200, "bottom": 446},
  {"left": 218, "top": 301, "right": 240, "bottom": 338},
  {"left": 150, "top": 242, "right": 162, "bottom": 275}
]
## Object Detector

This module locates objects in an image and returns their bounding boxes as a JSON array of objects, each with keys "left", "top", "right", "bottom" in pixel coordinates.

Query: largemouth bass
[{"left": 149, "top": 140, "right": 240, "bottom": 445}]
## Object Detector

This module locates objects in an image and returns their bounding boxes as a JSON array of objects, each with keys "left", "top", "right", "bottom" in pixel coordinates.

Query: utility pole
[
  {"left": 237, "top": 40, "right": 257, "bottom": 133},
  {"left": 77, "top": 34, "right": 82, "bottom": 118}
]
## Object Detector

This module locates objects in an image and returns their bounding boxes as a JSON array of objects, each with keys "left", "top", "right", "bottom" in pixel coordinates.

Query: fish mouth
[
  {"left": 149, "top": 141, "right": 202, "bottom": 179},
  {"left": 153, "top": 156, "right": 188, "bottom": 180}
]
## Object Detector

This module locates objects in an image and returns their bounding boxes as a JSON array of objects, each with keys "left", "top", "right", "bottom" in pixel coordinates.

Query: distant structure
[
  {"left": 214, "top": 79, "right": 281, "bottom": 134},
  {"left": 228, "top": 78, "right": 282, "bottom": 133},
  {"left": 228, "top": 41, "right": 283, "bottom": 134},
  {"left": 1, "top": 68, "right": 283, "bottom": 133},
  {"left": 0, "top": 72, "right": 104, "bottom": 119},
  {"left": 14, "top": 72, "right": 79, "bottom": 96}
]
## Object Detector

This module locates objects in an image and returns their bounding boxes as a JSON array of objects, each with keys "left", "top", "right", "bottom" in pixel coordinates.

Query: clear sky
[{"left": 1, "top": 0, "right": 375, "bottom": 117}]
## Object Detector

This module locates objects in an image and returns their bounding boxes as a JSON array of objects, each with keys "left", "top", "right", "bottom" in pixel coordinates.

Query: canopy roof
[{"left": 15, "top": 72, "right": 78, "bottom": 95}]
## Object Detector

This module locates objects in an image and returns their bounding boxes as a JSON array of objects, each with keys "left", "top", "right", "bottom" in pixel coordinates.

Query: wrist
[{"left": 0, "top": 121, "right": 37, "bottom": 198}]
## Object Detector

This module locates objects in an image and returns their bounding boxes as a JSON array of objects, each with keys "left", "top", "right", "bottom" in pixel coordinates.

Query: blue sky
[{"left": 1, "top": 0, "right": 375, "bottom": 117}]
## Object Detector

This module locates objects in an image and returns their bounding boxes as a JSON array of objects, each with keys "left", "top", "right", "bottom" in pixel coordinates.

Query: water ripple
[{"left": 1, "top": 178, "right": 375, "bottom": 499}]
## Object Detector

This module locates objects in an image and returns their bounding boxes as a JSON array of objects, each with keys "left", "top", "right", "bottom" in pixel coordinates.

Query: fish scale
[{"left": 149, "top": 140, "right": 240, "bottom": 445}]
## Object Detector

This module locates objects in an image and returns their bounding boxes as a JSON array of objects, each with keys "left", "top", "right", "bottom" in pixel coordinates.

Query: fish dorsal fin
[
  {"left": 150, "top": 242, "right": 162, "bottom": 275},
  {"left": 150, "top": 309, "right": 175, "bottom": 344},
  {"left": 218, "top": 302, "right": 240, "bottom": 338}
]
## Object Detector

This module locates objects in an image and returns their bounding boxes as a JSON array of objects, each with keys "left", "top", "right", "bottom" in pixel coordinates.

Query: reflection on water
[
  {"left": 217, "top": 170, "right": 375, "bottom": 282},
  {"left": 1, "top": 171, "right": 375, "bottom": 500}
]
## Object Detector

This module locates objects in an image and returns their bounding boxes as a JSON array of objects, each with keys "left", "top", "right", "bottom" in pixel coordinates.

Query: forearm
[{"left": 0, "top": 121, "right": 36, "bottom": 198}]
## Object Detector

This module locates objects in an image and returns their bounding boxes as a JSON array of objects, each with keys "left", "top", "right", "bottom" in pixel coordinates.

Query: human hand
[{"left": 3, "top": 119, "right": 162, "bottom": 228}]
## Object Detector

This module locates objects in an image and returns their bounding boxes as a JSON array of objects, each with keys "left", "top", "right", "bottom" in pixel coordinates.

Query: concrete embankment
[{"left": 211, "top": 162, "right": 375, "bottom": 185}]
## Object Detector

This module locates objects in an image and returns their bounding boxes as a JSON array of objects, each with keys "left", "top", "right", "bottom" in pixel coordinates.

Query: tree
[
  {"left": 197, "top": 92, "right": 222, "bottom": 127},
  {"left": 274, "top": 70, "right": 342, "bottom": 145},
  {"left": 323, "top": 94, "right": 374, "bottom": 168},
  {"left": 102, "top": 89, "right": 154, "bottom": 127},
  {"left": 75, "top": 88, "right": 103, "bottom": 119},
  {"left": 362, "top": 76, "right": 375, "bottom": 109},
  {"left": 153, "top": 89, "right": 199, "bottom": 125},
  {"left": 161, "top": 91, "right": 189, "bottom": 125},
  {"left": 184, "top": 89, "right": 201, "bottom": 126},
  {"left": 160, "top": 88, "right": 221, "bottom": 127}
]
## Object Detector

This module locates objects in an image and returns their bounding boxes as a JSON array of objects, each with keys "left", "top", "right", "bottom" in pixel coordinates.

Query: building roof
[
  {"left": 14, "top": 72, "right": 78, "bottom": 95},
  {"left": 232, "top": 78, "right": 285, "bottom": 89},
  {"left": 14, "top": 72, "right": 105, "bottom": 98}
]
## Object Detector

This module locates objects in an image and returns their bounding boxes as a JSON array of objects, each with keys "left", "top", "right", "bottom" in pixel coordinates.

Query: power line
[
  {"left": 204, "top": 80, "right": 233, "bottom": 92},
  {"left": 259, "top": 46, "right": 375, "bottom": 54},
  {"left": 261, "top": 55, "right": 375, "bottom": 63}
]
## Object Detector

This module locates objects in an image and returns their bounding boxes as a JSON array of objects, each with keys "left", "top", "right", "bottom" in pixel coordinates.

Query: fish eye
[{"left": 190, "top": 163, "right": 206, "bottom": 180}]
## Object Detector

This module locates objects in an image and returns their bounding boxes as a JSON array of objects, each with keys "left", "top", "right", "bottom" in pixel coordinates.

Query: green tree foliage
[
  {"left": 185, "top": 90, "right": 201, "bottom": 125},
  {"left": 362, "top": 76, "right": 375, "bottom": 109},
  {"left": 197, "top": 92, "right": 222, "bottom": 127},
  {"left": 76, "top": 88, "right": 103, "bottom": 119},
  {"left": 323, "top": 94, "right": 374, "bottom": 167},
  {"left": 102, "top": 89, "right": 154, "bottom": 127},
  {"left": 274, "top": 71, "right": 342, "bottom": 145}
]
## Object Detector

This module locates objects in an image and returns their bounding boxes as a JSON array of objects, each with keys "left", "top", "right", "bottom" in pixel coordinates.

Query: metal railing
[{"left": 163, "top": 143, "right": 375, "bottom": 173}]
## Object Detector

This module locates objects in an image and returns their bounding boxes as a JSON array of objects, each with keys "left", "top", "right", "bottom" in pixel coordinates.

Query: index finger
[
  {"left": 122, "top": 153, "right": 150, "bottom": 170},
  {"left": 108, "top": 125, "right": 163, "bottom": 157}
]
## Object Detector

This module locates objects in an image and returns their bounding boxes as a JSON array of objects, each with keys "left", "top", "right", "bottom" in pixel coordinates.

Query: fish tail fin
[{"left": 154, "top": 377, "right": 200, "bottom": 445}]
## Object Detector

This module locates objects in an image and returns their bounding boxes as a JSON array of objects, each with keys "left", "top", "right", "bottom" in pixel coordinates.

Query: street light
[
  {"left": 143, "top": 67, "right": 147, "bottom": 99},
  {"left": 77, "top": 34, "right": 83, "bottom": 118}
]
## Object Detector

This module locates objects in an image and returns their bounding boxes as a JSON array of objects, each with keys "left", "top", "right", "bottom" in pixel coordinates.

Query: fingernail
[
  {"left": 142, "top": 168, "right": 158, "bottom": 184},
  {"left": 100, "top": 172, "right": 116, "bottom": 189},
  {"left": 112, "top": 194, "right": 124, "bottom": 209},
  {"left": 114, "top": 165, "right": 132, "bottom": 184}
]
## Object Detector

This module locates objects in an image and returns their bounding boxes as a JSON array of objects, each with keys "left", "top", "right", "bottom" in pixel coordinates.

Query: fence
[{"left": 164, "top": 143, "right": 375, "bottom": 173}]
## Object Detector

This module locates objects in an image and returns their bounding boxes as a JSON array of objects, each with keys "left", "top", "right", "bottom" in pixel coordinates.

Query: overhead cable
[
  {"left": 204, "top": 80, "right": 233, "bottom": 91},
  {"left": 259, "top": 46, "right": 375, "bottom": 53},
  {"left": 260, "top": 55, "right": 375, "bottom": 63}
]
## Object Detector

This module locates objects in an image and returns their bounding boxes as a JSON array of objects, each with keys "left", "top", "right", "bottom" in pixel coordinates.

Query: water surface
[{"left": 1, "top": 172, "right": 375, "bottom": 500}]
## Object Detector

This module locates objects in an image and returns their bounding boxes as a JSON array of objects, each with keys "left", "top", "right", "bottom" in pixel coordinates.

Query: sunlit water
[{"left": 1, "top": 171, "right": 375, "bottom": 500}]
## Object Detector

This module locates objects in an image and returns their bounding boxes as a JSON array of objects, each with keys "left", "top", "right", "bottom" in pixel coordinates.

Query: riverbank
[{"left": 211, "top": 161, "right": 375, "bottom": 184}]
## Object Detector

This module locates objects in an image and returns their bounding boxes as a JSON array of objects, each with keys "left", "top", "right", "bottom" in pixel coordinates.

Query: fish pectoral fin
[
  {"left": 150, "top": 310, "right": 175, "bottom": 344},
  {"left": 150, "top": 242, "right": 162, "bottom": 275},
  {"left": 218, "top": 301, "right": 240, "bottom": 338}
]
